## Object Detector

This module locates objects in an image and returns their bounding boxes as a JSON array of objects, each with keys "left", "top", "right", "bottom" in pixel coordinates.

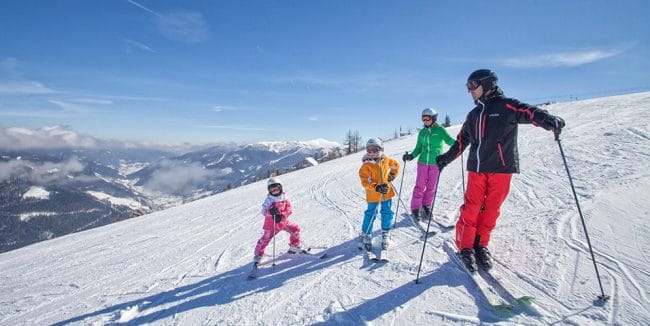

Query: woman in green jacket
[{"left": 402, "top": 108, "right": 455, "bottom": 219}]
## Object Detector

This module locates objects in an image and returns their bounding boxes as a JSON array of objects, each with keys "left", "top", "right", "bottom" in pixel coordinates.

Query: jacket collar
[{"left": 476, "top": 86, "right": 504, "bottom": 105}]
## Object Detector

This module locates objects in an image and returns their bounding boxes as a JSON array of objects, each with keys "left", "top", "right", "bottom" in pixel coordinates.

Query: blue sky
[{"left": 1, "top": 0, "right": 649, "bottom": 146}]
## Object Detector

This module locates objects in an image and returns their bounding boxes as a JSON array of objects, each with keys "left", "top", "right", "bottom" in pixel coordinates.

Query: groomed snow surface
[{"left": 1, "top": 92, "right": 649, "bottom": 325}]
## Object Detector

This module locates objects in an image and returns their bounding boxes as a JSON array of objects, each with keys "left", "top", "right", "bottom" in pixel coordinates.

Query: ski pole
[
  {"left": 415, "top": 169, "right": 442, "bottom": 284},
  {"left": 270, "top": 205, "right": 278, "bottom": 267},
  {"left": 554, "top": 131, "right": 610, "bottom": 302},
  {"left": 360, "top": 156, "right": 382, "bottom": 247},
  {"left": 272, "top": 219, "right": 277, "bottom": 267},
  {"left": 361, "top": 208, "right": 378, "bottom": 245},
  {"left": 390, "top": 154, "right": 408, "bottom": 229},
  {"left": 460, "top": 152, "right": 466, "bottom": 195},
  {"left": 390, "top": 182, "right": 410, "bottom": 213}
]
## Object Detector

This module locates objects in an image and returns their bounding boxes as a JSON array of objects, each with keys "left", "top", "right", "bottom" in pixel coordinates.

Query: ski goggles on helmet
[
  {"left": 466, "top": 79, "right": 481, "bottom": 91},
  {"left": 268, "top": 183, "right": 282, "bottom": 193}
]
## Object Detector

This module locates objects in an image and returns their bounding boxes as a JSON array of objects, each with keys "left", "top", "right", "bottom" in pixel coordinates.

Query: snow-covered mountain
[
  {"left": 0, "top": 148, "right": 165, "bottom": 253},
  {"left": 1, "top": 92, "right": 648, "bottom": 325},
  {"left": 0, "top": 138, "right": 342, "bottom": 253},
  {"left": 129, "top": 139, "right": 343, "bottom": 199}
]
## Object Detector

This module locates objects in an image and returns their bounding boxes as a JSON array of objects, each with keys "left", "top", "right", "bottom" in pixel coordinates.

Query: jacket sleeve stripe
[{"left": 505, "top": 102, "right": 534, "bottom": 120}]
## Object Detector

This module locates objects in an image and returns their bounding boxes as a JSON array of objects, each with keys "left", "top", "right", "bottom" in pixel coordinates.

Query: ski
[
  {"left": 248, "top": 247, "right": 327, "bottom": 280},
  {"left": 378, "top": 248, "right": 389, "bottom": 263},
  {"left": 443, "top": 241, "right": 513, "bottom": 315},
  {"left": 358, "top": 242, "right": 378, "bottom": 261},
  {"left": 403, "top": 212, "right": 437, "bottom": 239},
  {"left": 370, "top": 254, "right": 380, "bottom": 262},
  {"left": 289, "top": 247, "right": 329, "bottom": 259},
  {"left": 419, "top": 211, "right": 455, "bottom": 231},
  {"left": 478, "top": 267, "right": 536, "bottom": 308}
]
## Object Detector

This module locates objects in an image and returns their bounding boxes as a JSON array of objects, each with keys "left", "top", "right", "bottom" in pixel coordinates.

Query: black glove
[
  {"left": 273, "top": 213, "right": 284, "bottom": 223},
  {"left": 435, "top": 155, "right": 449, "bottom": 170},
  {"left": 375, "top": 183, "right": 389, "bottom": 194},
  {"left": 545, "top": 115, "right": 565, "bottom": 133},
  {"left": 269, "top": 206, "right": 279, "bottom": 216},
  {"left": 387, "top": 174, "right": 396, "bottom": 182},
  {"left": 402, "top": 153, "right": 414, "bottom": 161}
]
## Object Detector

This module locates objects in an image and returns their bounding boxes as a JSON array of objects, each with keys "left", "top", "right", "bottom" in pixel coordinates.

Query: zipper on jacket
[
  {"left": 379, "top": 158, "right": 385, "bottom": 201},
  {"left": 426, "top": 128, "right": 431, "bottom": 163},
  {"left": 476, "top": 100, "right": 485, "bottom": 172},
  {"left": 497, "top": 142, "right": 506, "bottom": 167}
]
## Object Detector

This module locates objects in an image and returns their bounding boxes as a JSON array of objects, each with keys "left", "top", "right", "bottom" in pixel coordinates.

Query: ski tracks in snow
[{"left": 307, "top": 164, "right": 362, "bottom": 239}]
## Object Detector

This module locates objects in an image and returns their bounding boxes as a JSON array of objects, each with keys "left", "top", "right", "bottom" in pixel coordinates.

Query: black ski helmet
[{"left": 467, "top": 69, "right": 498, "bottom": 91}]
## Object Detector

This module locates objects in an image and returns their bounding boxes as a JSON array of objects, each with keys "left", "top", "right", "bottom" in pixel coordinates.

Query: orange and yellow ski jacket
[{"left": 359, "top": 154, "right": 400, "bottom": 203}]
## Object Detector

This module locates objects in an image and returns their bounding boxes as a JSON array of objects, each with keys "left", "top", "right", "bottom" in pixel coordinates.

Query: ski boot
[
  {"left": 252, "top": 255, "right": 262, "bottom": 269},
  {"left": 411, "top": 209, "right": 420, "bottom": 221},
  {"left": 421, "top": 206, "right": 432, "bottom": 220},
  {"left": 475, "top": 246, "right": 493, "bottom": 270},
  {"left": 288, "top": 245, "right": 304, "bottom": 254},
  {"left": 381, "top": 230, "right": 391, "bottom": 250},
  {"left": 459, "top": 248, "right": 478, "bottom": 273},
  {"left": 362, "top": 235, "right": 373, "bottom": 251}
]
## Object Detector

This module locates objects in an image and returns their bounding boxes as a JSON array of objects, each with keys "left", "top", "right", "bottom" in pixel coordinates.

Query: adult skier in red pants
[{"left": 436, "top": 69, "right": 565, "bottom": 272}]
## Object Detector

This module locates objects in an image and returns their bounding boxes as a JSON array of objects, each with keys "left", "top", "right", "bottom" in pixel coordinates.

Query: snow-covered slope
[{"left": 1, "top": 92, "right": 648, "bottom": 325}]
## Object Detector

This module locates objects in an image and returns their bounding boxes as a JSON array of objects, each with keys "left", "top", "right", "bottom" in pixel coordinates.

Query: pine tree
[
  {"left": 344, "top": 130, "right": 363, "bottom": 154},
  {"left": 344, "top": 130, "right": 354, "bottom": 155},
  {"left": 443, "top": 115, "right": 452, "bottom": 127}
]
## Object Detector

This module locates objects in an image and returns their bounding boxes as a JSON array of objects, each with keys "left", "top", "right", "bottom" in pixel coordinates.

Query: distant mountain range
[{"left": 0, "top": 137, "right": 343, "bottom": 253}]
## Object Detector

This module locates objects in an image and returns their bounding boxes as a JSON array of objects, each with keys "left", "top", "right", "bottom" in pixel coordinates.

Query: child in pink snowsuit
[{"left": 253, "top": 177, "right": 301, "bottom": 264}]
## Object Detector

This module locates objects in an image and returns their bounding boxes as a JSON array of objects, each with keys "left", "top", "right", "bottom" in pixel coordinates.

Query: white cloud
[
  {"left": 500, "top": 48, "right": 625, "bottom": 68},
  {"left": 48, "top": 100, "right": 107, "bottom": 114},
  {"left": 211, "top": 105, "right": 239, "bottom": 113},
  {"left": 197, "top": 124, "right": 269, "bottom": 132},
  {"left": 127, "top": 0, "right": 210, "bottom": 43},
  {"left": 0, "top": 57, "right": 56, "bottom": 94},
  {"left": 144, "top": 160, "right": 216, "bottom": 195},
  {"left": 0, "top": 126, "right": 99, "bottom": 150},
  {"left": 0, "top": 109, "right": 61, "bottom": 118},
  {"left": 72, "top": 98, "right": 113, "bottom": 105},
  {"left": 0, "top": 157, "right": 85, "bottom": 184},
  {"left": 126, "top": 0, "right": 160, "bottom": 17},
  {"left": 155, "top": 12, "right": 210, "bottom": 43},
  {"left": 123, "top": 39, "right": 158, "bottom": 54},
  {"left": 0, "top": 81, "right": 55, "bottom": 94}
]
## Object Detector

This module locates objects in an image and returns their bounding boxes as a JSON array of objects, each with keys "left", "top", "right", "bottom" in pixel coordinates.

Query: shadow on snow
[
  {"left": 53, "top": 222, "right": 517, "bottom": 325},
  {"left": 52, "top": 239, "right": 359, "bottom": 325}
]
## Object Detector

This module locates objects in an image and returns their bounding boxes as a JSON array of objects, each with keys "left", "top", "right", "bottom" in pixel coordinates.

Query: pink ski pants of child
[
  {"left": 410, "top": 162, "right": 441, "bottom": 211},
  {"left": 254, "top": 222, "right": 301, "bottom": 257}
]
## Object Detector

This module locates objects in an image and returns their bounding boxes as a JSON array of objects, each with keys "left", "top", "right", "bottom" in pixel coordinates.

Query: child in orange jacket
[{"left": 358, "top": 138, "right": 400, "bottom": 250}]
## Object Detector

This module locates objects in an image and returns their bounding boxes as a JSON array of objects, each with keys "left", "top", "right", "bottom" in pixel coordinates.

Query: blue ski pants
[{"left": 361, "top": 199, "right": 394, "bottom": 236}]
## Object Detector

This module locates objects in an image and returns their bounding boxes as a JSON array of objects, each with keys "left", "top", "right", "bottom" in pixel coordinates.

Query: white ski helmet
[
  {"left": 366, "top": 138, "right": 383, "bottom": 151},
  {"left": 366, "top": 138, "right": 383, "bottom": 159},
  {"left": 422, "top": 108, "right": 438, "bottom": 120},
  {"left": 267, "top": 177, "right": 283, "bottom": 193}
]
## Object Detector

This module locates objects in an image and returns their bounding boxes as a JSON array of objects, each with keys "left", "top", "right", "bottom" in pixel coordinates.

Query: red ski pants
[{"left": 455, "top": 172, "right": 512, "bottom": 250}]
